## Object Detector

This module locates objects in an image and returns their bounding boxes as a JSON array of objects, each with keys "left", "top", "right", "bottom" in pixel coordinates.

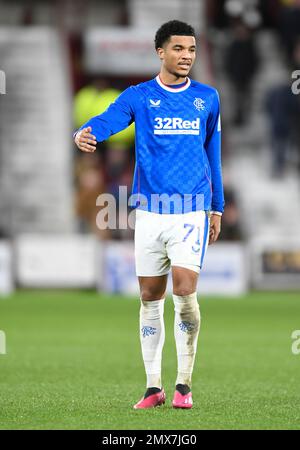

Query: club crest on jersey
[
  {"left": 150, "top": 99, "right": 161, "bottom": 107},
  {"left": 194, "top": 98, "right": 205, "bottom": 111}
]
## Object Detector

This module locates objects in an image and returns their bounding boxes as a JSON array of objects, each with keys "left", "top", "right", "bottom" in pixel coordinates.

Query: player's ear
[{"left": 156, "top": 47, "right": 164, "bottom": 61}]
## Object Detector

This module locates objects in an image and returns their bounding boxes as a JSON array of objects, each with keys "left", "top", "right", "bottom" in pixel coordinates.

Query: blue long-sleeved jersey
[{"left": 77, "top": 75, "right": 224, "bottom": 214}]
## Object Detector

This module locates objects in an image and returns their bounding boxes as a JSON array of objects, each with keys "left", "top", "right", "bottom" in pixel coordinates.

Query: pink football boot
[
  {"left": 133, "top": 388, "right": 166, "bottom": 409},
  {"left": 172, "top": 389, "right": 193, "bottom": 409}
]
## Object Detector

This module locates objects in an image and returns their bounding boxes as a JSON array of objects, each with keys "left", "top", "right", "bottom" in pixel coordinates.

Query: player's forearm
[
  {"left": 206, "top": 141, "right": 225, "bottom": 213},
  {"left": 211, "top": 186, "right": 225, "bottom": 214},
  {"left": 210, "top": 163, "right": 224, "bottom": 213},
  {"left": 75, "top": 114, "right": 111, "bottom": 143},
  {"left": 75, "top": 97, "right": 134, "bottom": 143}
]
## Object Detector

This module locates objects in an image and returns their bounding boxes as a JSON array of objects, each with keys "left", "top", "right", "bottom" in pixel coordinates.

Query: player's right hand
[{"left": 74, "top": 126, "right": 97, "bottom": 153}]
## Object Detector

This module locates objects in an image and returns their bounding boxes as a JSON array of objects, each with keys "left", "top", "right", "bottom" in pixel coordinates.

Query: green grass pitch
[{"left": 0, "top": 290, "right": 299, "bottom": 430}]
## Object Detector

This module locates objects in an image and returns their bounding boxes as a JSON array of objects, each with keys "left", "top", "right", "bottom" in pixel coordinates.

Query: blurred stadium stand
[
  {"left": 0, "top": 0, "right": 299, "bottom": 294},
  {"left": 0, "top": 27, "right": 74, "bottom": 234},
  {"left": 213, "top": 25, "right": 300, "bottom": 240},
  {"left": 128, "top": 0, "right": 204, "bottom": 29}
]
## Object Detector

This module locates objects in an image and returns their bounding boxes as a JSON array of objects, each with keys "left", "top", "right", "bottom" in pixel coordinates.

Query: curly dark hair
[{"left": 154, "top": 20, "right": 195, "bottom": 49}]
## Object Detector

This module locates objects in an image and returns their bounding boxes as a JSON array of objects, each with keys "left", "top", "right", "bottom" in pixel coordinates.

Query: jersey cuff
[{"left": 211, "top": 211, "right": 222, "bottom": 216}]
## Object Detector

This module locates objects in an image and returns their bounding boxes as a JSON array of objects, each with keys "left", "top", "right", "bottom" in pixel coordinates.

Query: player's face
[{"left": 157, "top": 35, "right": 196, "bottom": 78}]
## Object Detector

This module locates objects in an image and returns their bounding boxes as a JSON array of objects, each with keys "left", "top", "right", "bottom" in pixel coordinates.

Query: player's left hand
[{"left": 209, "top": 214, "right": 221, "bottom": 244}]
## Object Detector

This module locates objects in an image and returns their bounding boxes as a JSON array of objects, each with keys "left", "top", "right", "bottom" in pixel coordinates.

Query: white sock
[
  {"left": 173, "top": 292, "right": 200, "bottom": 387},
  {"left": 139, "top": 299, "right": 165, "bottom": 389}
]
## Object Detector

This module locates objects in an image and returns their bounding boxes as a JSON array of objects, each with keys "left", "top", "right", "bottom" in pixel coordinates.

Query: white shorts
[{"left": 134, "top": 209, "right": 210, "bottom": 277}]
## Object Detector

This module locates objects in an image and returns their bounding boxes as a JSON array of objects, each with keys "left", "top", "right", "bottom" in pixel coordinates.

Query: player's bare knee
[
  {"left": 173, "top": 285, "right": 196, "bottom": 297},
  {"left": 140, "top": 288, "right": 165, "bottom": 301},
  {"left": 172, "top": 267, "right": 198, "bottom": 297}
]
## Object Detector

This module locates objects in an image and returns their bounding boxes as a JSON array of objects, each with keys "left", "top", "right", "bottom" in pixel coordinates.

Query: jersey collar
[{"left": 155, "top": 75, "right": 191, "bottom": 93}]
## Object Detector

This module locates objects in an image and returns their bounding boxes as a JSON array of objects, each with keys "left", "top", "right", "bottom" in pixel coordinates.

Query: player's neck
[{"left": 158, "top": 70, "right": 187, "bottom": 86}]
